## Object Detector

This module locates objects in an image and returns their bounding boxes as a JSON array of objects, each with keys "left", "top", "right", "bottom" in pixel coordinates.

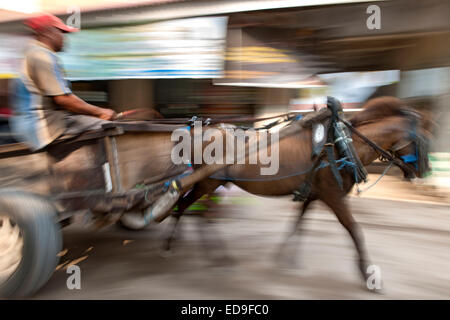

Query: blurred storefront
[
  {"left": 0, "top": 0, "right": 449, "bottom": 159},
  {"left": 0, "top": 0, "right": 386, "bottom": 120}
]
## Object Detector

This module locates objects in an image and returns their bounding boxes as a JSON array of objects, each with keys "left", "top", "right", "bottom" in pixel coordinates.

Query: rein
[
  {"left": 339, "top": 117, "right": 416, "bottom": 176},
  {"left": 117, "top": 112, "right": 296, "bottom": 126}
]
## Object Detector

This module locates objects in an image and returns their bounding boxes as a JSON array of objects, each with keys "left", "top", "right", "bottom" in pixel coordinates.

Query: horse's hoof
[{"left": 158, "top": 247, "right": 173, "bottom": 258}]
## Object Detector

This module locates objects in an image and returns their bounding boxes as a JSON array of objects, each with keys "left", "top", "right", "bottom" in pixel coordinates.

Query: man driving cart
[{"left": 9, "top": 13, "right": 117, "bottom": 151}]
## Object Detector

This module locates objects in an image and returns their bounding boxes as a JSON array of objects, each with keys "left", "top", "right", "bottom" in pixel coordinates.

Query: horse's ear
[
  {"left": 420, "top": 109, "right": 439, "bottom": 134},
  {"left": 400, "top": 107, "right": 437, "bottom": 135}
]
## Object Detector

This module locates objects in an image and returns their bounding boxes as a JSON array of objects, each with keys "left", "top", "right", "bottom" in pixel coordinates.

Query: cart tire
[
  {"left": 0, "top": 190, "right": 62, "bottom": 298},
  {"left": 118, "top": 211, "right": 150, "bottom": 231}
]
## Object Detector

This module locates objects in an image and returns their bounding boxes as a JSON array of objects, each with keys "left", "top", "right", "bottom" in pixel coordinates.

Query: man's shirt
[{"left": 9, "top": 40, "right": 72, "bottom": 150}]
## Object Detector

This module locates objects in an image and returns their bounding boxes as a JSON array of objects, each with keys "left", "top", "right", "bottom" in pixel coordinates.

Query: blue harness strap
[{"left": 400, "top": 153, "right": 418, "bottom": 164}]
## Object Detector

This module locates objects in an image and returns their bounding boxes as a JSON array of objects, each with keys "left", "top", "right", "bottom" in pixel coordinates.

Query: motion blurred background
[
  {"left": 1, "top": 0, "right": 449, "bottom": 194},
  {"left": 0, "top": 0, "right": 449, "bottom": 299}
]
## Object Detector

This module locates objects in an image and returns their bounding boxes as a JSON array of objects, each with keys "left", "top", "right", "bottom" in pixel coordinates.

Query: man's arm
[
  {"left": 53, "top": 94, "right": 116, "bottom": 120},
  {"left": 29, "top": 51, "right": 116, "bottom": 120}
]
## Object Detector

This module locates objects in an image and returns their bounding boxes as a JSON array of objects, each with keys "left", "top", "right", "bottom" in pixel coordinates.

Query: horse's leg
[
  {"left": 277, "top": 197, "right": 313, "bottom": 267},
  {"left": 172, "top": 179, "right": 233, "bottom": 266},
  {"left": 162, "top": 179, "right": 223, "bottom": 252},
  {"left": 161, "top": 211, "right": 182, "bottom": 252},
  {"left": 162, "top": 186, "right": 207, "bottom": 252},
  {"left": 194, "top": 199, "right": 236, "bottom": 267},
  {"left": 290, "top": 198, "right": 313, "bottom": 239},
  {"left": 321, "top": 195, "right": 373, "bottom": 284}
]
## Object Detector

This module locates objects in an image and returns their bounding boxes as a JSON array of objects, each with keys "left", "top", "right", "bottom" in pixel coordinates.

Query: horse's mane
[{"left": 349, "top": 96, "right": 410, "bottom": 127}]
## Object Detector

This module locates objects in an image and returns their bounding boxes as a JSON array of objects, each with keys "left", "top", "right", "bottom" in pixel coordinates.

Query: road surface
[{"left": 33, "top": 186, "right": 450, "bottom": 299}]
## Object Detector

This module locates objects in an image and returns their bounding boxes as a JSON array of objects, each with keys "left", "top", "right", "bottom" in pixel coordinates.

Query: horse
[{"left": 164, "top": 96, "right": 433, "bottom": 289}]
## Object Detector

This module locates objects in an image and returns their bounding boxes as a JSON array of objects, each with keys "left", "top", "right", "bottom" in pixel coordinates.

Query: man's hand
[
  {"left": 97, "top": 108, "right": 117, "bottom": 121},
  {"left": 53, "top": 94, "right": 117, "bottom": 120}
]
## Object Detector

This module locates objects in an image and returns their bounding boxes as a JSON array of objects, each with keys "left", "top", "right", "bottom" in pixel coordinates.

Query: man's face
[
  {"left": 39, "top": 26, "right": 65, "bottom": 52},
  {"left": 49, "top": 27, "right": 65, "bottom": 52}
]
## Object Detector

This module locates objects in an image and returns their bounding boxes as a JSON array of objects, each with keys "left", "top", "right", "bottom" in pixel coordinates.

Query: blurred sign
[
  {"left": 58, "top": 16, "right": 228, "bottom": 80},
  {"left": 319, "top": 70, "right": 400, "bottom": 104},
  {"left": 214, "top": 27, "right": 330, "bottom": 88},
  {"left": 0, "top": 34, "right": 28, "bottom": 78},
  {"left": 398, "top": 67, "right": 450, "bottom": 98},
  {"left": 290, "top": 70, "right": 400, "bottom": 110}
]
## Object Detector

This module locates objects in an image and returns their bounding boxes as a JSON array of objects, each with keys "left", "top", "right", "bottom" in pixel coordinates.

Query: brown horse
[{"left": 165, "top": 96, "right": 433, "bottom": 289}]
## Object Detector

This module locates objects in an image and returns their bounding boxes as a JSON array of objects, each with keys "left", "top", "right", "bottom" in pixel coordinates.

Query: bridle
[
  {"left": 389, "top": 110, "right": 430, "bottom": 177},
  {"left": 339, "top": 110, "right": 429, "bottom": 179}
]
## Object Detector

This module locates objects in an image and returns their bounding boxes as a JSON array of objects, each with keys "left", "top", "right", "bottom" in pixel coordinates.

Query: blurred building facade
[{"left": 0, "top": 0, "right": 449, "bottom": 186}]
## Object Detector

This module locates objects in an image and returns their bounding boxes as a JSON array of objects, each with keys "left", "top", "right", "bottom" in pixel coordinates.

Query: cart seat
[{"left": 0, "top": 120, "right": 188, "bottom": 159}]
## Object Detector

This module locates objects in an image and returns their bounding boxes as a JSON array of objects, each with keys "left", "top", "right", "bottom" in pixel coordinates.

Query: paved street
[{"left": 33, "top": 181, "right": 450, "bottom": 300}]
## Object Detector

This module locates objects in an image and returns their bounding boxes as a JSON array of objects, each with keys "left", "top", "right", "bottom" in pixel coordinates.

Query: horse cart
[
  {"left": 0, "top": 96, "right": 430, "bottom": 297},
  {"left": 0, "top": 103, "right": 376, "bottom": 298},
  {"left": 0, "top": 120, "right": 195, "bottom": 298}
]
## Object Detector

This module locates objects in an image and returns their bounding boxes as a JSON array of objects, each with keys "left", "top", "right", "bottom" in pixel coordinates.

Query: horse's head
[
  {"left": 350, "top": 97, "right": 435, "bottom": 180},
  {"left": 389, "top": 108, "right": 434, "bottom": 180}
]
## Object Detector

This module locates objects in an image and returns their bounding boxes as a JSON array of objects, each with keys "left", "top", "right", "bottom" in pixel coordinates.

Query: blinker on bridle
[{"left": 390, "top": 110, "right": 430, "bottom": 177}]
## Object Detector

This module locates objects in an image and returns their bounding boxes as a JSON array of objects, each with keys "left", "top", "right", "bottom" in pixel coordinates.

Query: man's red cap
[{"left": 24, "top": 14, "right": 79, "bottom": 33}]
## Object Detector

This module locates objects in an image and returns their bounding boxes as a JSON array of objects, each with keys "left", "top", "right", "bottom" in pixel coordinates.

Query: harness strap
[
  {"left": 325, "top": 142, "right": 343, "bottom": 190},
  {"left": 400, "top": 154, "right": 418, "bottom": 164},
  {"left": 355, "top": 161, "right": 394, "bottom": 195},
  {"left": 293, "top": 150, "right": 324, "bottom": 201},
  {"left": 325, "top": 99, "right": 344, "bottom": 190},
  {"left": 391, "top": 139, "right": 413, "bottom": 152},
  {"left": 339, "top": 117, "right": 415, "bottom": 175}
]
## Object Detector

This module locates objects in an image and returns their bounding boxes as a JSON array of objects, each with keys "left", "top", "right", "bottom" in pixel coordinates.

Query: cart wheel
[
  {"left": 0, "top": 190, "right": 62, "bottom": 298},
  {"left": 118, "top": 211, "right": 150, "bottom": 231}
]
